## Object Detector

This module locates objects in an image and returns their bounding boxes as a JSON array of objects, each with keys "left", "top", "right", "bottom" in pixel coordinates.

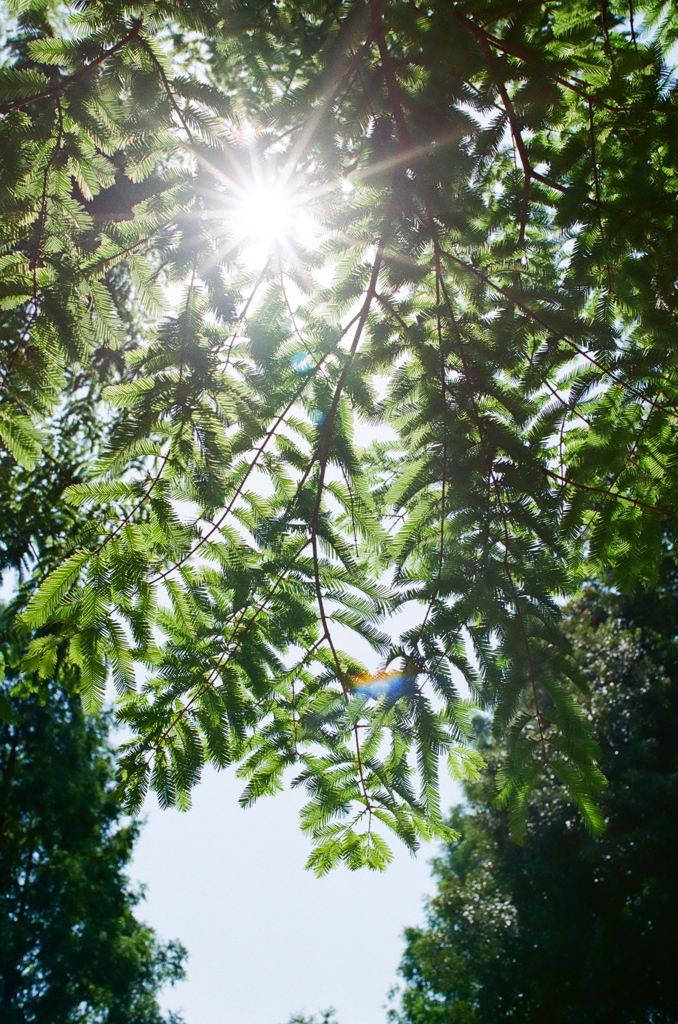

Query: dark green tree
[
  {"left": 2, "top": 0, "right": 678, "bottom": 864},
  {"left": 392, "top": 567, "right": 678, "bottom": 1024},
  {"left": 0, "top": 615, "right": 187, "bottom": 1024}
]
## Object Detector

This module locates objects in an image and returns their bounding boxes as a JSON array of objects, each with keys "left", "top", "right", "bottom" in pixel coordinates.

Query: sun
[
  {"left": 198, "top": 137, "right": 331, "bottom": 274},
  {"left": 222, "top": 174, "right": 322, "bottom": 266},
  {"left": 233, "top": 183, "right": 294, "bottom": 247}
]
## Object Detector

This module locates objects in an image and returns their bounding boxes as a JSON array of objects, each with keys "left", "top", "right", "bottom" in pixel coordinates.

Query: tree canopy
[
  {"left": 0, "top": 628, "right": 187, "bottom": 1024},
  {"left": 1, "top": 0, "right": 677, "bottom": 868},
  {"left": 391, "top": 569, "right": 678, "bottom": 1023}
]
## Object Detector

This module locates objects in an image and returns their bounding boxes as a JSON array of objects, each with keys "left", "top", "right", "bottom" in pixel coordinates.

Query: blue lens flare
[
  {"left": 349, "top": 670, "right": 416, "bottom": 701},
  {"left": 291, "top": 352, "right": 311, "bottom": 372},
  {"left": 309, "top": 409, "right": 325, "bottom": 425}
]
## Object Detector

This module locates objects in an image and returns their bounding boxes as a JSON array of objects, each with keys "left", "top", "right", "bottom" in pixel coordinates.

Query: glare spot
[
  {"left": 233, "top": 184, "right": 294, "bottom": 248},
  {"left": 309, "top": 409, "right": 325, "bottom": 425},
  {"left": 225, "top": 176, "right": 322, "bottom": 265},
  {"left": 291, "top": 352, "right": 311, "bottom": 373},
  {"left": 350, "top": 670, "right": 416, "bottom": 701}
]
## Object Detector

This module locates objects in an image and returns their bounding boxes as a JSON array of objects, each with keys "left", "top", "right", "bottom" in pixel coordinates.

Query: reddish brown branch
[
  {"left": 440, "top": 247, "right": 678, "bottom": 418},
  {"left": 545, "top": 466, "right": 674, "bottom": 516},
  {"left": 0, "top": 20, "right": 143, "bottom": 115},
  {"left": 307, "top": 238, "right": 386, "bottom": 812}
]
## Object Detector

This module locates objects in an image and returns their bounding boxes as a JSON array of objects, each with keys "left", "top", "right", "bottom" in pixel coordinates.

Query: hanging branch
[
  {"left": 440, "top": 247, "right": 678, "bottom": 418},
  {"left": 307, "top": 238, "right": 387, "bottom": 816}
]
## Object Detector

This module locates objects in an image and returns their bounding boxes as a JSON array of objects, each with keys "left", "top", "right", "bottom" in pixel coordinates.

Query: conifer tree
[{"left": 1, "top": 0, "right": 677, "bottom": 865}]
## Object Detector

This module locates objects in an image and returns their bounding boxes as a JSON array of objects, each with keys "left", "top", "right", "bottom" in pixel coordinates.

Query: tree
[
  {"left": 391, "top": 568, "right": 678, "bottom": 1024},
  {"left": 1, "top": 0, "right": 677, "bottom": 866},
  {"left": 283, "top": 1011, "right": 338, "bottom": 1024},
  {"left": 0, "top": 619, "right": 187, "bottom": 1023}
]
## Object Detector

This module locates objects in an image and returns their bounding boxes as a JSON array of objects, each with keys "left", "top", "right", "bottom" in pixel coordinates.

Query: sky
[
  {"left": 131, "top": 764, "right": 462, "bottom": 1024},
  {"left": 128, "top": 605, "right": 467, "bottom": 1024}
]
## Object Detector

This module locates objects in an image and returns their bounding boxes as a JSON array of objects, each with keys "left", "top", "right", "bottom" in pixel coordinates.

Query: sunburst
[{"left": 226, "top": 175, "right": 320, "bottom": 264}]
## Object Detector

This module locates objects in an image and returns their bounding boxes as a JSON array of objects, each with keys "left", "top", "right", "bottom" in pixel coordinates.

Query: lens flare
[
  {"left": 349, "top": 669, "right": 416, "bottom": 701},
  {"left": 233, "top": 183, "right": 294, "bottom": 247},
  {"left": 291, "top": 352, "right": 311, "bottom": 373},
  {"left": 222, "top": 175, "right": 321, "bottom": 266}
]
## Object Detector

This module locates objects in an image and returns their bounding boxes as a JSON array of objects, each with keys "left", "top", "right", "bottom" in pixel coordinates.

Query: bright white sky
[{"left": 132, "top": 766, "right": 462, "bottom": 1024}]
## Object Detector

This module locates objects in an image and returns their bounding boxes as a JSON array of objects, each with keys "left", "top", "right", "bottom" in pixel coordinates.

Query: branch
[
  {"left": 0, "top": 20, "right": 143, "bottom": 115},
  {"left": 440, "top": 247, "right": 678, "bottom": 419},
  {"left": 545, "top": 467, "right": 675, "bottom": 517}
]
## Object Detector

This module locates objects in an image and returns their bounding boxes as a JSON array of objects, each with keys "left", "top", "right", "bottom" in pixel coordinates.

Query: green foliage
[
  {"left": 1, "top": 0, "right": 678, "bottom": 865},
  {"left": 0, "top": 624, "right": 187, "bottom": 1023},
  {"left": 391, "top": 567, "right": 678, "bottom": 1024},
  {"left": 283, "top": 1011, "right": 338, "bottom": 1024}
]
